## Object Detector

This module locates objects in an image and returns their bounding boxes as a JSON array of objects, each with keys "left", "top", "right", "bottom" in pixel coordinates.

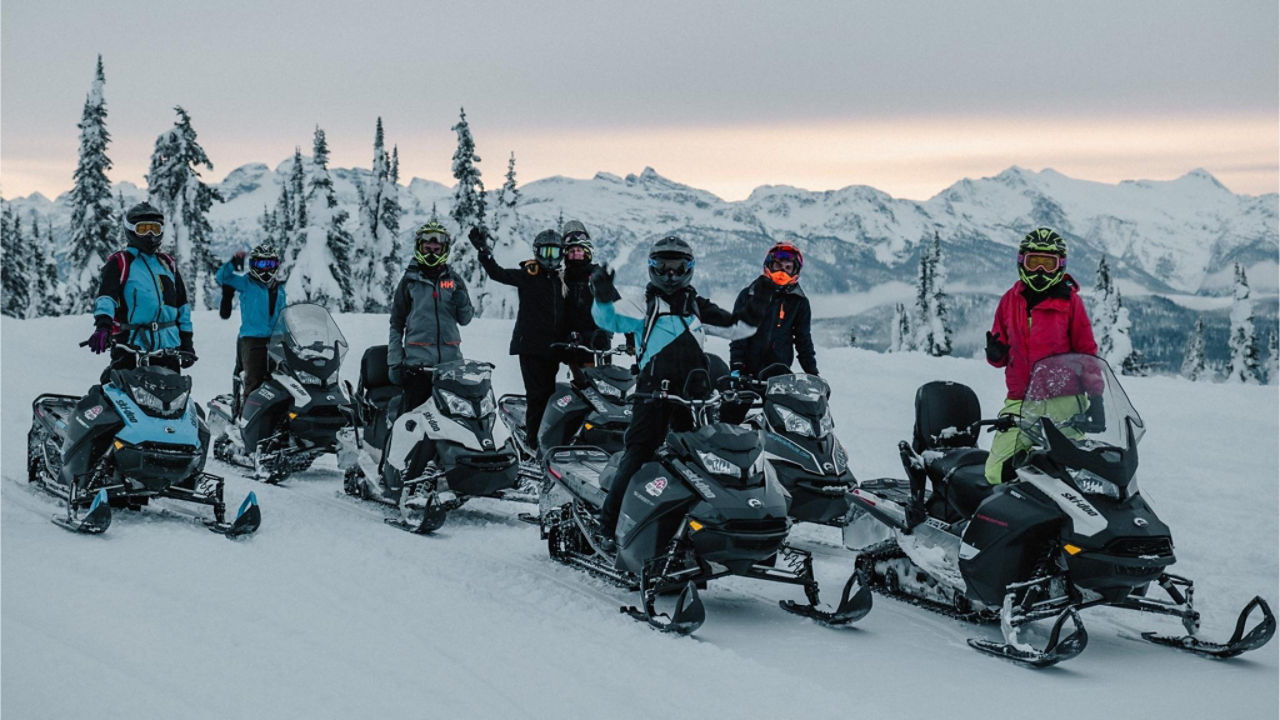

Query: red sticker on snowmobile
[
  {"left": 84, "top": 405, "right": 103, "bottom": 421},
  {"left": 644, "top": 477, "right": 668, "bottom": 497}
]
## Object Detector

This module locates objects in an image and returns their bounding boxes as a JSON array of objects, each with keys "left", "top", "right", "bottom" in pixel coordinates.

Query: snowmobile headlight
[
  {"left": 1069, "top": 468, "right": 1121, "bottom": 500},
  {"left": 697, "top": 450, "right": 738, "bottom": 477},
  {"left": 327, "top": 368, "right": 341, "bottom": 385},
  {"left": 438, "top": 389, "right": 477, "bottom": 418},
  {"left": 294, "top": 368, "right": 323, "bottom": 386},
  {"left": 833, "top": 441, "right": 849, "bottom": 473},
  {"left": 478, "top": 391, "right": 496, "bottom": 417},
  {"left": 816, "top": 411, "right": 834, "bottom": 438},
  {"left": 593, "top": 379, "right": 623, "bottom": 400},
  {"left": 774, "top": 405, "right": 815, "bottom": 438}
]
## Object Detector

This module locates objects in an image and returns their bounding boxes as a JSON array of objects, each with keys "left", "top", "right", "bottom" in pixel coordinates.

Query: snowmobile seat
[
  {"left": 926, "top": 448, "right": 992, "bottom": 518},
  {"left": 912, "top": 381, "right": 981, "bottom": 453},
  {"left": 597, "top": 453, "right": 625, "bottom": 494}
]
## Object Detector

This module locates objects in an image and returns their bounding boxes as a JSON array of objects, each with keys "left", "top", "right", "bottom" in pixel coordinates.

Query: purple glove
[{"left": 87, "top": 327, "right": 112, "bottom": 353}]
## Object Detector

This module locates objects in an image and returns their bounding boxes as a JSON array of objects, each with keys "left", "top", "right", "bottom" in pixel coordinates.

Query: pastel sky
[{"left": 2, "top": 0, "right": 1277, "bottom": 201}]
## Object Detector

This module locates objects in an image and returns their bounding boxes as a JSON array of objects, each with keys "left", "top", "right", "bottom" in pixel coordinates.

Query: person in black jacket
[
  {"left": 560, "top": 220, "right": 613, "bottom": 369},
  {"left": 469, "top": 226, "right": 566, "bottom": 450},
  {"left": 723, "top": 243, "right": 818, "bottom": 423}
]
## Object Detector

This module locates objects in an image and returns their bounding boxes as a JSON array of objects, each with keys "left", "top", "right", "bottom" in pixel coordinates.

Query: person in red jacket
[{"left": 984, "top": 227, "right": 1098, "bottom": 483}]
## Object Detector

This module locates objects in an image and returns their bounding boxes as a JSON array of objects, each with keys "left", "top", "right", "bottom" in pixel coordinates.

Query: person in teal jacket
[{"left": 217, "top": 243, "right": 285, "bottom": 402}]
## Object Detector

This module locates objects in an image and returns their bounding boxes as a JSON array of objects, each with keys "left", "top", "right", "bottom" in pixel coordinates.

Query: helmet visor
[
  {"left": 648, "top": 256, "right": 693, "bottom": 275},
  {"left": 250, "top": 257, "right": 280, "bottom": 272},
  {"left": 417, "top": 233, "right": 448, "bottom": 253},
  {"left": 1020, "top": 252, "right": 1064, "bottom": 273},
  {"left": 536, "top": 245, "right": 562, "bottom": 260},
  {"left": 127, "top": 220, "right": 164, "bottom": 237}
]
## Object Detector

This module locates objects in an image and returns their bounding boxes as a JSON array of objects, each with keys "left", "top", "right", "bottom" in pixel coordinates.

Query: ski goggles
[
  {"left": 1020, "top": 252, "right": 1065, "bottom": 273},
  {"left": 536, "top": 245, "right": 563, "bottom": 260},
  {"left": 126, "top": 220, "right": 164, "bottom": 237},
  {"left": 564, "top": 231, "right": 590, "bottom": 244},
  {"left": 767, "top": 252, "right": 799, "bottom": 270},
  {"left": 415, "top": 231, "right": 449, "bottom": 246},
  {"left": 250, "top": 257, "right": 280, "bottom": 272},
  {"left": 417, "top": 236, "right": 448, "bottom": 253},
  {"left": 648, "top": 256, "right": 694, "bottom": 275}
]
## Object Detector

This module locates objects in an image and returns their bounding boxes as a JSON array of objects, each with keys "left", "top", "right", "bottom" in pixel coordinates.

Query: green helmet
[
  {"left": 414, "top": 221, "right": 451, "bottom": 267},
  {"left": 1017, "top": 227, "right": 1067, "bottom": 292}
]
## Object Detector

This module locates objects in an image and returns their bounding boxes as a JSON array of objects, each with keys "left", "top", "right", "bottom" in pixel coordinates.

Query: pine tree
[
  {"left": 889, "top": 302, "right": 910, "bottom": 352},
  {"left": 66, "top": 55, "right": 116, "bottom": 313},
  {"left": 1267, "top": 329, "right": 1279, "bottom": 385},
  {"left": 379, "top": 144, "right": 404, "bottom": 307},
  {"left": 26, "top": 214, "right": 53, "bottom": 318},
  {"left": 285, "top": 127, "right": 354, "bottom": 311},
  {"left": 911, "top": 242, "right": 933, "bottom": 352},
  {"left": 926, "top": 232, "right": 952, "bottom": 356},
  {"left": 450, "top": 108, "right": 490, "bottom": 315},
  {"left": 1180, "top": 317, "right": 1207, "bottom": 381},
  {"left": 491, "top": 151, "right": 521, "bottom": 246},
  {"left": 1, "top": 203, "right": 32, "bottom": 318},
  {"left": 147, "top": 106, "right": 224, "bottom": 309},
  {"left": 1226, "top": 263, "right": 1262, "bottom": 384},
  {"left": 354, "top": 118, "right": 403, "bottom": 312},
  {"left": 39, "top": 221, "right": 61, "bottom": 316},
  {"left": 1092, "top": 256, "right": 1145, "bottom": 374}
]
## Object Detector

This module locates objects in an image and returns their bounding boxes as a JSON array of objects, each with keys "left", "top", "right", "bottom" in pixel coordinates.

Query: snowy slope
[{"left": 2, "top": 312, "right": 1277, "bottom": 719}]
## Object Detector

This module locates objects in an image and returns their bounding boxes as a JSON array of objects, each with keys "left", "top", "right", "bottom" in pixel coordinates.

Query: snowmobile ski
[
  {"left": 383, "top": 486, "right": 451, "bottom": 534},
  {"left": 779, "top": 570, "right": 873, "bottom": 625},
  {"left": 51, "top": 488, "right": 112, "bottom": 534},
  {"left": 967, "top": 607, "right": 1088, "bottom": 669},
  {"left": 1141, "top": 595, "right": 1275, "bottom": 659},
  {"left": 206, "top": 491, "right": 261, "bottom": 538},
  {"left": 621, "top": 580, "right": 706, "bottom": 635}
]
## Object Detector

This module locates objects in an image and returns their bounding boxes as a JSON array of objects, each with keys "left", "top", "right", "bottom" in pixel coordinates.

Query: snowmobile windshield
[
  {"left": 1020, "top": 353, "right": 1145, "bottom": 453},
  {"left": 766, "top": 374, "right": 829, "bottom": 403},
  {"left": 434, "top": 359, "right": 493, "bottom": 398},
  {"left": 269, "top": 303, "right": 348, "bottom": 384}
]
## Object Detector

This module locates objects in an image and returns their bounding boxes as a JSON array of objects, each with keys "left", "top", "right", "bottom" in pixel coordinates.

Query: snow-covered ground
[{"left": 3, "top": 311, "right": 1277, "bottom": 719}]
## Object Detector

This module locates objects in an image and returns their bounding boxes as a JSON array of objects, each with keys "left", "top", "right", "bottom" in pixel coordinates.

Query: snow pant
[
  {"left": 520, "top": 353, "right": 561, "bottom": 450},
  {"left": 401, "top": 367, "right": 436, "bottom": 414},
  {"left": 984, "top": 395, "right": 1090, "bottom": 484},
  {"left": 600, "top": 399, "right": 693, "bottom": 535},
  {"left": 239, "top": 336, "right": 270, "bottom": 403}
]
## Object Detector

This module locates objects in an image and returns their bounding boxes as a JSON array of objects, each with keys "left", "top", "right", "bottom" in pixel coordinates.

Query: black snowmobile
[
  {"left": 737, "top": 367, "right": 856, "bottom": 526},
  {"left": 497, "top": 337, "right": 635, "bottom": 485},
  {"left": 209, "top": 303, "right": 354, "bottom": 484},
  {"left": 844, "top": 353, "right": 1274, "bottom": 667},
  {"left": 538, "top": 370, "right": 870, "bottom": 635},
  {"left": 340, "top": 346, "right": 521, "bottom": 533},
  {"left": 27, "top": 343, "right": 260, "bottom": 537}
]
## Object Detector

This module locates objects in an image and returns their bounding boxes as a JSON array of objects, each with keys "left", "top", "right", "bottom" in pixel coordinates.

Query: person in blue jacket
[
  {"left": 216, "top": 243, "right": 285, "bottom": 403},
  {"left": 589, "top": 236, "right": 774, "bottom": 547},
  {"left": 85, "top": 201, "right": 195, "bottom": 374}
]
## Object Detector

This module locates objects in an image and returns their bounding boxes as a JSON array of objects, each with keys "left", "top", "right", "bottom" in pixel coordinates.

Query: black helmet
[
  {"left": 249, "top": 243, "right": 281, "bottom": 285},
  {"left": 648, "top": 236, "right": 694, "bottom": 294},
  {"left": 562, "top": 220, "right": 593, "bottom": 264},
  {"left": 124, "top": 201, "right": 165, "bottom": 253},
  {"left": 532, "top": 229, "right": 563, "bottom": 270}
]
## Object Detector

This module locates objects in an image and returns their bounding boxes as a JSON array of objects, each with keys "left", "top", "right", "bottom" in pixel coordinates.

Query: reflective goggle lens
[
  {"left": 1021, "top": 252, "right": 1063, "bottom": 273},
  {"left": 648, "top": 257, "right": 693, "bottom": 274},
  {"left": 250, "top": 257, "right": 280, "bottom": 271},
  {"left": 564, "top": 231, "right": 589, "bottom": 243},
  {"left": 129, "top": 221, "right": 164, "bottom": 236},
  {"left": 537, "top": 245, "right": 562, "bottom": 259}
]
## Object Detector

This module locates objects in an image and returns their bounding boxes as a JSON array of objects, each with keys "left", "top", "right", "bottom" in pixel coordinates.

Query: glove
[
  {"left": 232, "top": 250, "right": 247, "bottom": 272},
  {"left": 86, "top": 316, "right": 113, "bottom": 353},
  {"left": 991, "top": 415, "right": 1017, "bottom": 432},
  {"left": 178, "top": 332, "right": 197, "bottom": 368},
  {"left": 729, "top": 361, "right": 745, "bottom": 380},
  {"left": 1081, "top": 395, "right": 1105, "bottom": 432},
  {"left": 388, "top": 364, "right": 404, "bottom": 386},
  {"left": 986, "top": 332, "right": 1009, "bottom": 364},
  {"left": 468, "top": 227, "right": 489, "bottom": 253},
  {"left": 590, "top": 265, "right": 621, "bottom": 302},
  {"left": 219, "top": 285, "right": 235, "bottom": 320}
]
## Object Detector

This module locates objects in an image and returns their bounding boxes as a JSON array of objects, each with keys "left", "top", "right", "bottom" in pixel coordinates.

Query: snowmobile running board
[
  {"left": 1141, "top": 595, "right": 1276, "bottom": 659},
  {"left": 622, "top": 581, "right": 706, "bottom": 635},
  {"left": 968, "top": 607, "right": 1088, "bottom": 669},
  {"left": 51, "top": 488, "right": 112, "bottom": 534},
  {"left": 207, "top": 492, "right": 261, "bottom": 538},
  {"left": 779, "top": 570, "right": 874, "bottom": 626}
]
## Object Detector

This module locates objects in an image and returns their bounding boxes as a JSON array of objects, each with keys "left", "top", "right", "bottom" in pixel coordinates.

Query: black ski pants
[
  {"left": 520, "top": 353, "right": 561, "bottom": 450},
  {"left": 600, "top": 399, "right": 693, "bottom": 534},
  {"left": 401, "top": 367, "right": 436, "bottom": 414},
  {"left": 239, "top": 336, "right": 271, "bottom": 404}
]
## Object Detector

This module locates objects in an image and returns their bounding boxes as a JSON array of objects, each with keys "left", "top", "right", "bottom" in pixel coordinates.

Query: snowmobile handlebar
[
  {"left": 78, "top": 340, "right": 196, "bottom": 364},
  {"left": 549, "top": 341, "right": 633, "bottom": 360}
]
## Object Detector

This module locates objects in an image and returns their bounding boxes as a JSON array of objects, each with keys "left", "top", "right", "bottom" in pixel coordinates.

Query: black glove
[
  {"left": 1081, "top": 395, "right": 1105, "bottom": 432},
  {"left": 986, "top": 331, "right": 1009, "bottom": 364},
  {"left": 388, "top": 364, "right": 404, "bottom": 386},
  {"left": 991, "top": 415, "right": 1017, "bottom": 432},
  {"left": 178, "top": 332, "right": 197, "bottom": 369},
  {"left": 468, "top": 226, "right": 489, "bottom": 253},
  {"left": 590, "top": 265, "right": 621, "bottom": 302},
  {"left": 232, "top": 250, "right": 246, "bottom": 272},
  {"left": 219, "top": 285, "right": 235, "bottom": 320}
]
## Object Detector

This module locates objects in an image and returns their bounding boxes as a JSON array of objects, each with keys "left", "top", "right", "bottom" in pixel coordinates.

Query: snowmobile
[
  {"left": 27, "top": 343, "right": 260, "bottom": 537},
  {"left": 208, "top": 303, "right": 355, "bottom": 484},
  {"left": 735, "top": 367, "right": 856, "bottom": 526},
  {"left": 497, "top": 337, "right": 635, "bottom": 486},
  {"left": 340, "top": 346, "right": 521, "bottom": 533},
  {"left": 538, "top": 370, "right": 870, "bottom": 635},
  {"left": 843, "top": 353, "right": 1274, "bottom": 667}
]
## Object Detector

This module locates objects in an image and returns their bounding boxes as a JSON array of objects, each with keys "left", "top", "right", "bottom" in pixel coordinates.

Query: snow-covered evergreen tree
[
  {"left": 491, "top": 151, "right": 521, "bottom": 246},
  {"left": 378, "top": 144, "right": 404, "bottom": 305},
  {"left": 37, "top": 220, "right": 61, "bottom": 317},
  {"left": 925, "top": 232, "right": 951, "bottom": 356},
  {"left": 1180, "top": 317, "right": 1207, "bottom": 381},
  {"left": 353, "top": 118, "right": 403, "bottom": 312},
  {"left": 1226, "top": 263, "right": 1262, "bottom": 384},
  {"left": 1092, "top": 256, "right": 1145, "bottom": 374},
  {"left": 66, "top": 55, "right": 116, "bottom": 313},
  {"left": 1, "top": 203, "right": 32, "bottom": 318},
  {"left": 449, "top": 108, "right": 491, "bottom": 315},
  {"left": 147, "top": 106, "right": 224, "bottom": 308},
  {"left": 889, "top": 302, "right": 910, "bottom": 352},
  {"left": 285, "top": 128, "right": 355, "bottom": 311},
  {"left": 1267, "top": 329, "right": 1279, "bottom": 385},
  {"left": 911, "top": 245, "right": 932, "bottom": 352}
]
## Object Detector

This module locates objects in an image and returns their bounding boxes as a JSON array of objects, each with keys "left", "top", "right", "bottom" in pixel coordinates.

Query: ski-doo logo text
[
  {"left": 645, "top": 477, "right": 668, "bottom": 497},
  {"left": 1060, "top": 490, "right": 1099, "bottom": 517}
]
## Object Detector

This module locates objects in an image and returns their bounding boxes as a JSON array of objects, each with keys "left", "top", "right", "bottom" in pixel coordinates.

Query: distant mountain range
[{"left": 7, "top": 162, "right": 1277, "bottom": 297}]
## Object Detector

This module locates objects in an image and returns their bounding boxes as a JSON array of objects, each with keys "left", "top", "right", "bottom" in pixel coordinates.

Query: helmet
[
  {"left": 763, "top": 242, "right": 803, "bottom": 286},
  {"left": 562, "top": 220, "right": 593, "bottom": 264},
  {"left": 414, "top": 221, "right": 451, "bottom": 267},
  {"left": 532, "top": 229, "right": 563, "bottom": 270},
  {"left": 1017, "top": 227, "right": 1067, "bottom": 292},
  {"left": 124, "top": 201, "right": 165, "bottom": 253},
  {"left": 248, "top": 243, "right": 281, "bottom": 285},
  {"left": 648, "top": 236, "right": 695, "bottom": 294}
]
